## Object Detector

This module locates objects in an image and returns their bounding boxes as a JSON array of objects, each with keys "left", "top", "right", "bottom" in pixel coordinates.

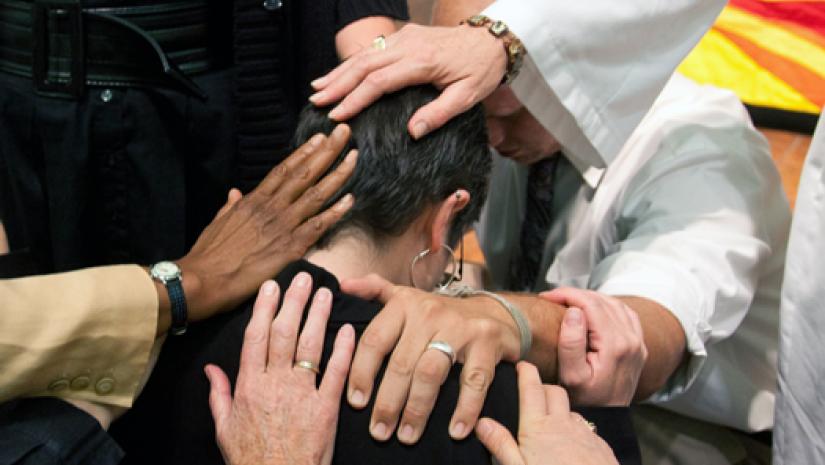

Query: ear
[{"left": 430, "top": 189, "right": 471, "bottom": 253}]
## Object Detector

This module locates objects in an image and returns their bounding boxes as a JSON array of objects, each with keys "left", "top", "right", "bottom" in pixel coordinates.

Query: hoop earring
[{"left": 410, "top": 243, "right": 459, "bottom": 290}]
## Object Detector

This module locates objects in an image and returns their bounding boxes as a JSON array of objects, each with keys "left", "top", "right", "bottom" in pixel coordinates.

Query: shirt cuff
[{"left": 592, "top": 259, "right": 714, "bottom": 401}]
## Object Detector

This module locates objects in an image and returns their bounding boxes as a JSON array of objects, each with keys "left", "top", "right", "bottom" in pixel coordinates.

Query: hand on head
[
  {"left": 175, "top": 125, "right": 357, "bottom": 324},
  {"left": 309, "top": 22, "right": 507, "bottom": 140},
  {"left": 205, "top": 274, "right": 356, "bottom": 465}
]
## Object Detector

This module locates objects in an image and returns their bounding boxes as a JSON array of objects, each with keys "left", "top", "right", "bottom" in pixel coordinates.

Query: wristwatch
[
  {"left": 463, "top": 15, "right": 527, "bottom": 85},
  {"left": 150, "top": 261, "right": 188, "bottom": 335}
]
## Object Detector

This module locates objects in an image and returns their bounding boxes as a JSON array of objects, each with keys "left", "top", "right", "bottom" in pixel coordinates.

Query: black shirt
[{"left": 112, "top": 260, "right": 641, "bottom": 465}]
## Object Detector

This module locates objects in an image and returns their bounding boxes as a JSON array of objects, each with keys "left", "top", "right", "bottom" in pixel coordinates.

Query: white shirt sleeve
[
  {"left": 586, "top": 119, "right": 788, "bottom": 428},
  {"left": 482, "top": 0, "right": 725, "bottom": 169}
]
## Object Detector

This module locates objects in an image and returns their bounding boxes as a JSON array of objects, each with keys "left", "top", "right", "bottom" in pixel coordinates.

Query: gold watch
[{"left": 462, "top": 15, "right": 527, "bottom": 85}]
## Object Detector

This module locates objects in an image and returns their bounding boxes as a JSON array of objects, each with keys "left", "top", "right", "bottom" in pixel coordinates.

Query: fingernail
[
  {"left": 411, "top": 121, "right": 429, "bottom": 139},
  {"left": 565, "top": 308, "right": 582, "bottom": 327},
  {"left": 335, "top": 194, "right": 354, "bottom": 212},
  {"left": 316, "top": 287, "right": 330, "bottom": 303},
  {"left": 371, "top": 422, "right": 388, "bottom": 440},
  {"left": 262, "top": 280, "right": 277, "bottom": 296},
  {"left": 329, "top": 105, "right": 343, "bottom": 121},
  {"left": 294, "top": 272, "right": 310, "bottom": 288},
  {"left": 450, "top": 422, "right": 466, "bottom": 438},
  {"left": 309, "top": 133, "right": 325, "bottom": 148},
  {"left": 398, "top": 424, "right": 415, "bottom": 443},
  {"left": 311, "top": 77, "right": 327, "bottom": 89},
  {"left": 309, "top": 91, "right": 326, "bottom": 103},
  {"left": 350, "top": 389, "right": 365, "bottom": 406},
  {"left": 345, "top": 149, "right": 358, "bottom": 164}
]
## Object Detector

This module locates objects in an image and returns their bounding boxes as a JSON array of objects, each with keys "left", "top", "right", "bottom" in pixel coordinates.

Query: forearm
[
  {"left": 336, "top": 16, "right": 399, "bottom": 59},
  {"left": 615, "top": 296, "right": 687, "bottom": 400}
]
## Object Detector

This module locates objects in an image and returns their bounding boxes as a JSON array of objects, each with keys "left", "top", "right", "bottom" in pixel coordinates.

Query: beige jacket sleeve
[{"left": 0, "top": 265, "right": 158, "bottom": 408}]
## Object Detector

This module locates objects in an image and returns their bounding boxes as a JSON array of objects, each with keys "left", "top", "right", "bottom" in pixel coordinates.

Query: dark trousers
[
  {"left": 0, "top": 68, "right": 236, "bottom": 276},
  {"left": 0, "top": 398, "right": 122, "bottom": 465}
]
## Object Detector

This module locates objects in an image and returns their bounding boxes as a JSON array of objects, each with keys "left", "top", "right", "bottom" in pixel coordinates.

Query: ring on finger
[
  {"left": 580, "top": 418, "right": 597, "bottom": 434},
  {"left": 426, "top": 340, "right": 456, "bottom": 365},
  {"left": 372, "top": 35, "right": 387, "bottom": 51},
  {"left": 294, "top": 359, "right": 320, "bottom": 374}
]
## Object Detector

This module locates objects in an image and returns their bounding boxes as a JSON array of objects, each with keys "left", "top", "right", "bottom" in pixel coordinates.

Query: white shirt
[
  {"left": 483, "top": 0, "right": 726, "bottom": 176},
  {"left": 774, "top": 115, "right": 825, "bottom": 464},
  {"left": 478, "top": 75, "right": 791, "bottom": 432}
]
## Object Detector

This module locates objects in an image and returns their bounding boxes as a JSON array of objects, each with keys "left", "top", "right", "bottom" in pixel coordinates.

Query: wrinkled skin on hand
[{"left": 205, "top": 274, "right": 356, "bottom": 465}]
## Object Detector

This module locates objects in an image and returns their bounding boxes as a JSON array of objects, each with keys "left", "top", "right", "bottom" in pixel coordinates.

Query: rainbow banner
[{"left": 678, "top": 0, "right": 825, "bottom": 133}]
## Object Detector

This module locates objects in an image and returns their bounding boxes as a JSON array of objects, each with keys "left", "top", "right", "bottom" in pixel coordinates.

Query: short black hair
[{"left": 294, "top": 86, "right": 491, "bottom": 249}]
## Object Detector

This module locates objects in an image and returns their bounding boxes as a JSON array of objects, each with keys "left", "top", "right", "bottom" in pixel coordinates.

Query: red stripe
[{"left": 730, "top": 0, "right": 825, "bottom": 36}]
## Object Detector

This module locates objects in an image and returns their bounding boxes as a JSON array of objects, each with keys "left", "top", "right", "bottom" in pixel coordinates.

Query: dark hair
[{"left": 294, "top": 86, "right": 491, "bottom": 249}]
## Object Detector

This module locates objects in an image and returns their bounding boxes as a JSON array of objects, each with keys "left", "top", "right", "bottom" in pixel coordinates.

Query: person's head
[
  {"left": 294, "top": 86, "right": 491, "bottom": 290},
  {"left": 433, "top": 0, "right": 561, "bottom": 166}
]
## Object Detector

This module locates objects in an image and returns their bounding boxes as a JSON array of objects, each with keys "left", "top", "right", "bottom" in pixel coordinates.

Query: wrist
[
  {"left": 467, "top": 294, "right": 523, "bottom": 361},
  {"left": 460, "top": 23, "right": 508, "bottom": 83}
]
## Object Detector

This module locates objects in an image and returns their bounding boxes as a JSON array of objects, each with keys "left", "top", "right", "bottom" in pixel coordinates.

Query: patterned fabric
[
  {"left": 510, "top": 155, "right": 560, "bottom": 291},
  {"left": 679, "top": 0, "right": 825, "bottom": 132}
]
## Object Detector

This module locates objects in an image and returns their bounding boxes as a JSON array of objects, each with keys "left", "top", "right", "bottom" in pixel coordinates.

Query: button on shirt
[{"left": 478, "top": 74, "right": 791, "bottom": 432}]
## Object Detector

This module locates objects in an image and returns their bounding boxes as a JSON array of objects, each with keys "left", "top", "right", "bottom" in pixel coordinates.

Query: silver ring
[
  {"left": 426, "top": 341, "right": 456, "bottom": 365},
  {"left": 294, "top": 360, "right": 320, "bottom": 374},
  {"left": 372, "top": 35, "right": 387, "bottom": 51}
]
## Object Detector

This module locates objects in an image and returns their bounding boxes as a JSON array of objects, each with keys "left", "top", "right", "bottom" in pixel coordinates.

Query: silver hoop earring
[{"left": 409, "top": 243, "right": 460, "bottom": 291}]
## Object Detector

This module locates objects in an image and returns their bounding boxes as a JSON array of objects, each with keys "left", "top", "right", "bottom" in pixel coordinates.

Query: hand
[
  {"left": 205, "top": 273, "right": 356, "bottom": 465},
  {"left": 540, "top": 288, "right": 648, "bottom": 406},
  {"left": 175, "top": 124, "right": 357, "bottom": 325},
  {"left": 0, "top": 220, "right": 8, "bottom": 255},
  {"left": 475, "top": 362, "right": 619, "bottom": 465},
  {"left": 309, "top": 23, "right": 507, "bottom": 139},
  {"left": 340, "top": 274, "right": 521, "bottom": 444}
]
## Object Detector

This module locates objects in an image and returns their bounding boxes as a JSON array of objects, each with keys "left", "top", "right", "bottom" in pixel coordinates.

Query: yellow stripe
[
  {"left": 679, "top": 29, "right": 821, "bottom": 113},
  {"left": 715, "top": 7, "right": 825, "bottom": 79}
]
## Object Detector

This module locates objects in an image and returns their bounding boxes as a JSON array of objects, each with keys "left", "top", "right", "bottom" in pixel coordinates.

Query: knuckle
[
  {"left": 372, "top": 402, "right": 398, "bottom": 421},
  {"left": 461, "top": 367, "right": 491, "bottom": 393},
  {"left": 414, "top": 360, "right": 445, "bottom": 386},
  {"left": 297, "top": 338, "right": 320, "bottom": 356},
  {"left": 365, "top": 72, "right": 388, "bottom": 90},
  {"left": 402, "top": 403, "right": 429, "bottom": 424},
  {"left": 243, "top": 326, "right": 267, "bottom": 344},
  {"left": 359, "top": 327, "right": 389, "bottom": 352},
  {"left": 387, "top": 355, "right": 416, "bottom": 379},
  {"left": 472, "top": 318, "right": 501, "bottom": 339},
  {"left": 302, "top": 185, "right": 324, "bottom": 205}
]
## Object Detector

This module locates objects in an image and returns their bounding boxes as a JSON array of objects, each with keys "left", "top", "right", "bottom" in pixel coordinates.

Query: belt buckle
[{"left": 32, "top": 1, "right": 85, "bottom": 98}]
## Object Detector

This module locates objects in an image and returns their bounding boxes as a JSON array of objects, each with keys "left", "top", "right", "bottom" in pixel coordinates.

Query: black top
[{"left": 112, "top": 260, "right": 641, "bottom": 465}]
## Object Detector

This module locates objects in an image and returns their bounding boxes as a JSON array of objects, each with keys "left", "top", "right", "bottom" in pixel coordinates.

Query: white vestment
[
  {"left": 774, "top": 115, "right": 825, "bottom": 465},
  {"left": 484, "top": 0, "right": 726, "bottom": 171},
  {"left": 478, "top": 75, "right": 790, "bottom": 432}
]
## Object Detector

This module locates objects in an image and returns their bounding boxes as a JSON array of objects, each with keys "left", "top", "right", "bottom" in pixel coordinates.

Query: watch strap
[{"left": 167, "top": 277, "right": 188, "bottom": 335}]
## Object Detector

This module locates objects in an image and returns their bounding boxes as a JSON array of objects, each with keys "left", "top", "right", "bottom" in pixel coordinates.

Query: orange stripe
[{"left": 717, "top": 28, "right": 825, "bottom": 107}]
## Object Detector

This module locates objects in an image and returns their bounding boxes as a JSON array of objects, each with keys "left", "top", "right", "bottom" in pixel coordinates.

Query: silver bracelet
[{"left": 436, "top": 284, "right": 532, "bottom": 360}]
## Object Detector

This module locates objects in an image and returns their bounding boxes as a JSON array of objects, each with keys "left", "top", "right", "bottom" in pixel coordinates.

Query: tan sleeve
[{"left": 0, "top": 265, "right": 158, "bottom": 408}]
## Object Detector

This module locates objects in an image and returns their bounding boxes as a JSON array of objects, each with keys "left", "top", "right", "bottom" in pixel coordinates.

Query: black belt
[{"left": 0, "top": 0, "right": 221, "bottom": 99}]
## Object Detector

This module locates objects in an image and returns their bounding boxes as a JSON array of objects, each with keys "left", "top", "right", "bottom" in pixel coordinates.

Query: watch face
[{"left": 151, "top": 261, "right": 181, "bottom": 281}]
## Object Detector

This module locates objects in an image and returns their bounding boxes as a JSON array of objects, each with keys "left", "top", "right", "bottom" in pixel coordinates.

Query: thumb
[
  {"left": 205, "top": 364, "right": 232, "bottom": 430},
  {"left": 408, "top": 83, "right": 474, "bottom": 139},
  {"left": 339, "top": 273, "right": 398, "bottom": 303},
  {"left": 215, "top": 188, "right": 243, "bottom": 219},
  {"left": 558, "top": 307, "right": 592, "bottom": 389},
  {"left": 475, "top": 417, "right": 525, "bottom": 465}
]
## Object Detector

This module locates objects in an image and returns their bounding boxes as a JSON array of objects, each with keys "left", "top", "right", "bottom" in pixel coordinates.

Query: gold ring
[
  {"left": 372, "top": 35, "right": 387, "bottom": 51},
  {"left": 582, "top": 419, "right": 597, "bottom": 434},
  {"left": 294, "top": 360, "right": 320, "bottom": 374}
]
